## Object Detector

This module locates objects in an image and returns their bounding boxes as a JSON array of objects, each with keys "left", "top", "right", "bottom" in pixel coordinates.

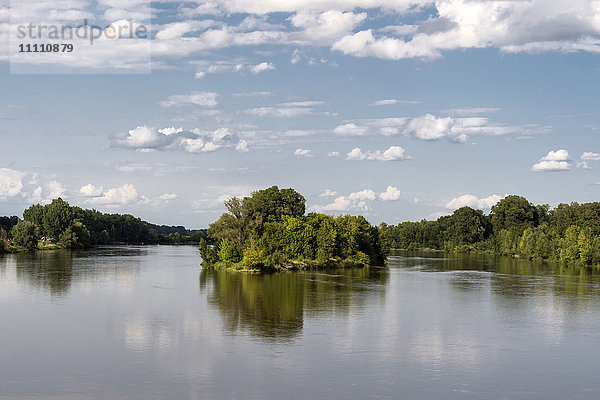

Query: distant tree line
[
  {"left": 381, "top": 195, "right": 600, "bottom": 267},
  {"left": 0, "top": 198, "right": 206, "bottom": 252},
  {"left": 199, "top": 186, "right": 388, "bottom": 271}
]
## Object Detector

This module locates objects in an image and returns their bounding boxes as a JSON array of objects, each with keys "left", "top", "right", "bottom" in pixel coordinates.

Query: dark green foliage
[
  {"left": 19, "top": 198, "right": 198, "bottom": 249},
  {"left": 11, "top": 221, "right": 38, "bottom": 250},
  {"left": 202, "top": 187, "right": 387, "bottom": 270},
  {"left": 0, "top": 216, "right": 19, "bottom": 237},
  {"left": 384, "top": 195, "right": 600, "bottom": 268},
  {"left": 42, "top": 198, "right": 74, "bottom": 240},
  {"left": 490, "top": 195, "right": 538, "bottom": 233},
  {"left": 58, "top": 221, "right": 91, "bottom": 249}
]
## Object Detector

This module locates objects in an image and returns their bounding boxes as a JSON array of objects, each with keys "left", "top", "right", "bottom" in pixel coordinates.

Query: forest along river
[{"left": 2, "top": 245, "right": 600, "bottom": 400}]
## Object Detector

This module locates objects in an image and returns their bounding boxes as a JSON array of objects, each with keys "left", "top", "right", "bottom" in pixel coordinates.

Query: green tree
[
  {"left": 217, "top": 239, "right": 243, "bottom": 263},
  {"left": 11, "top": 221, "right": 38, "bottom": 250},
  {"left": 561, "top": 225, "right": 581, "bottom": 262},
  {"left": 490, "top": 195, "right": 537, "bottom": 234},
  {"left": 42, "top": 198, "right": 74, "bottom": 240},
  {"left": 58, "top": 221, "right": 90, "bottom": 249}
]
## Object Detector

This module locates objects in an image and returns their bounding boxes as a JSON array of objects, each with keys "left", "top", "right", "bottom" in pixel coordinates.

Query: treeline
[
  {"left": 199, "top": 186, "right": 388, "bottom": 271},
  {"left": 0, "top": 198, "right": 206, "bottom": 252},
  {"left": 382, "top": 195, "right": 600, "bottom": 267}
]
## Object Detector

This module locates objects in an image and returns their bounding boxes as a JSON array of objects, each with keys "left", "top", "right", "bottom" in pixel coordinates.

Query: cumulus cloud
[
  {"left": 581, "top": 151, "right": 600, "bottom": 161},
  {"left": 445, "top": 194, "right": 504, "bottom": 210},
  {"left": 26, "top": 180, "right": 67, "bottom": 204},
  {"left": 294, "top": 148, "right": 313, "bottom": 157},
  {"left": 289, "top": 10, "right": 367, "bottom": 44},
  {"left": 6, "top": 1, "right": 600, "bottom": 72},
  {"left": 332, "top": 114, "right": 538, "bottom": 141},
  {"left": 195, "top": 61, "right": 275, "bottom": 78},
  {"left": 79, "top": 184, "right": 103, "bottom": 197},
  {"left": 159, "top": 193, "right": 178, "bottom": 201},
  {"left": 379, "top": 186, "right": 401, "bottom": 201},
  {"left": 0, "top": 168, "right": 25, "bottom": 200},
  {"left": 531, "top": 149, "right": 572, "bottom": 171},
  {"left": 348, "top": 189, "right": 376, "bottom": 201},
  {"left": 235, "top": 140, "right": 249, "bottom": 152},
  {"left": 332, "top": 0, "right": 600, "bottom": 61},
  {"left": 346, "top": 146, "right": 408, "bottom": 161},
  {"left": 333, "top": 123, "right": 369, "bottom": 136},
  {"left": 112, "top": 126, "right": 247, "bottom": 153},
  {"left": 319, "top": 189, "right": 337, "bottom": 197},
  {"left": 249, "top": 62, "right": 275, "bottom": 73},
  {"left": 88, "top": 184, "right": 148, "bottom": 206},
  {"left": 160, "top": 92, "right": 218, "bottom": 108},
  {"left": 310, "top": 186, "right": 396, "bottom": 213}
]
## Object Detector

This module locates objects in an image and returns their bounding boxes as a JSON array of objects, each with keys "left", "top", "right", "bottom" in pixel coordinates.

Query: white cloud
[
  {"left": 159, "top": 193, "right": 178, "bottom": 201},
  {"left": 332, "top": 113, "right": 532, "bottom": 141},
  {"left": 403, "top": 114, "right": 455, "bottom": 140},
  {"left": 289, "top": 10, "right": 367, "bottom": 44},
  {"left": 89, "top": 184, "right": 147, "bottom": 206},
  {"left": 0, "top": 168, "right": 25, "bottom": 199},
  {"left": 294, "top": 148, "right": 313, "bottom": 157},
  {"left": 333, "top": 123, "right": 369, "bottom": 136},
  {"left": 235, "top": 140, "right": 249, "bottom": 152},
  {"left": 349, "top": 189, "right": 376, "bottom": 201},
  {"left": 444, "top": 107, "right": 501, "bottom": 116},
  {"left": 346, "top": 146, "right": 408, "bottom": 161},
  {"left": 370, "top": 99, "right": 420, "bottom": 106},
  {"left": 581, "top": 151, "right": 600, "bottom": 161},
  {"left": 319, "top": 189, "right": 337, "bottom": 197},
  {"left": 332, "top": 0, "right": 600, "bottom": 61},
  {"left": 328, "top": 151, "right": 340, "bottom": 157},
  {"left": 113, "top": 126, "right": 243, "bottom": 153},
  {"left": 542, "top": 149, "right": 570, "bottom": 161},
  {"left": 446, "top": 194, "right": 504, "bottom": 210},
  {"left": 160, "top": 92, "right": 218, "bottom": 108},
  {"left": 195, "top": 61, "right": 275, "bottom": 78},
  {"left": 379, "top": 186, "right": 401, "bottom": 201},
  {"left": 246, "top": 100, "right": 329, "bottom": 118},
  {"left": 249, "top": 62, "right": 275, "bottom": 73},
  {"left": 79, "top": 184, "right": 103, "bottom": 197},
  {"left": 577, "top": 161, "right": 591, "bottom": 169},
  {"left": 531, "top": 149, "right": 572, "bottom": 171},
  {"left": 531, "top": 160, "right": 572, "bottom": 171}
]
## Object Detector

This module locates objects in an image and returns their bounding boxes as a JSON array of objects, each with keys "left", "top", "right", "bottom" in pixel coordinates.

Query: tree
[
  {"left": 444, "top": 207, "right": 490, "bottom": 247},
  {"left": 217, "top": 239, "right": 242, "bottom": 263},
  {"left": 11, "top": 221, "right": 38, "bottom": 250},
  {"left": 490, "top": 195, "right": 537, "bottom": 234},
  {"left": 42, "top": 198, "right": 74, "bottom": 240},
  {"left": 561, "top": 225, "right": 581, "bottom": 262}
]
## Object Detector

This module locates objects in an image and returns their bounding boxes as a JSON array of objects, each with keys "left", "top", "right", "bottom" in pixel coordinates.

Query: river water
[{"left": 1, "top": 246, "right": 600, "bottom": 399}]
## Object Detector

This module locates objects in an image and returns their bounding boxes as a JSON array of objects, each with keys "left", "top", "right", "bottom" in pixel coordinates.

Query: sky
[{"left": 1, "top": 0, "right": 600, "bottom": 228}]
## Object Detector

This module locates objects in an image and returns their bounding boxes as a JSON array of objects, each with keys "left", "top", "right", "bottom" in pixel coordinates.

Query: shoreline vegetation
[
  {"left": 382, "top": 195, "right": 600, "bottom": 269},
  {"left": 0, "top": 199, "right": 207, "bottom": 254},
  {"left": 2, "top": 189, "right": 600, "bottom": 272},
  {"left": 199, "top": 186, "right": 388, "bottom": 272}
]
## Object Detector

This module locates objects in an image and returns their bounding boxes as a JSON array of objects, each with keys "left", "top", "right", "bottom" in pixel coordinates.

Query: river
[{"left": 1, "top": 246, "right": 600, "bottom": 399}]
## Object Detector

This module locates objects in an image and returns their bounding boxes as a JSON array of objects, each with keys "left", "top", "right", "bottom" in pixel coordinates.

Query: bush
[
  {"left": 218, "top": 239, "right": 242, "bottom": 263},
  {"left": 11, "top": 221, "right": 38, "bottom": 250}
]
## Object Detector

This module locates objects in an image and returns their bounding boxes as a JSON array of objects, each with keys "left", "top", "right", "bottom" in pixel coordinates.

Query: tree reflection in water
[{"left": 199, "top": 267, "right": 389, "bottom": 340}]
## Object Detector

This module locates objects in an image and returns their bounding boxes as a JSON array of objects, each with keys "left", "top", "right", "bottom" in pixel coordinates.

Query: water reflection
[
  {"left": 199, "top": 267, "right": 388, "bottom": 340},
  {"left": 4, "top": 246, "right": 145, "bottom": 296}
]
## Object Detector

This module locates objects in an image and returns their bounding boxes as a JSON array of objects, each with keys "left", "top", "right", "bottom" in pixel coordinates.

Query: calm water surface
[{"left": 2, "top": 246, "right": 600, "bottom": 399}]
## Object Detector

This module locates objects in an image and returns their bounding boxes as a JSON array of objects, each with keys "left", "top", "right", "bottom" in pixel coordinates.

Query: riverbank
[{"left": 204, "top": 257, "right": 372, "bottom": 272}]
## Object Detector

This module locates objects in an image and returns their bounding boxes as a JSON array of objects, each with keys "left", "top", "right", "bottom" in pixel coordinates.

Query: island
[{"left": 199, "top": 186, "right": 388, "bottom": 271}]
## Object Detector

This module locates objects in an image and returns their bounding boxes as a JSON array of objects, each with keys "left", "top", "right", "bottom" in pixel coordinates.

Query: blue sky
[{"left": 1, "top": 0, "right": 600, "bottom": 228}]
